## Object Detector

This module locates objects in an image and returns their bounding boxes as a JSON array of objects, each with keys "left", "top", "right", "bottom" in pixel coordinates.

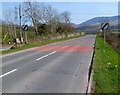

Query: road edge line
[{"left": 86, "top": 35, "right": 96, "bottom": 94}]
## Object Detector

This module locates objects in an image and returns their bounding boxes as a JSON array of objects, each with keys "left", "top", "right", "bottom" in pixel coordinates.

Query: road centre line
[
  {"left": 1, "top": 46, "right": 69, "bottom": 77},
  {"left": 36, "top": 51, "right": 56, "bottom": 61},
  {"left": 0, "top": 69, "right": 18, "bottom": 78},
  {"left": 36, "top": 46, "right": 69, "bottom": 61},
  {"left": 61, "top": 46, "right": 69, "bottom": 48}
]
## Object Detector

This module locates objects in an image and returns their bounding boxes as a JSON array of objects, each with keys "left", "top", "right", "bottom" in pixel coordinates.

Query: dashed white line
[
  {"left": 36, "top": 51, "right": 56, "bottom": 61},
  {"left": 36, "top": 46, "right": 69, "bottom": 61},
  {"left": 0, "top": 69, "right": 18, "bottom": 78}
]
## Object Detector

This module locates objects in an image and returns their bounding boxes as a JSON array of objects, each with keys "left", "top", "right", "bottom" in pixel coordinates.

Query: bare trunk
[{"left": 35, "top": 27, "right": 38, "bottom": 36}]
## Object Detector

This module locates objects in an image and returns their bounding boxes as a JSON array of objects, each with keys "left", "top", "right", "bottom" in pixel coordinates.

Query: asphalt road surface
[{"left": 1, "top": 35, "right": 96, "bottom": 93}]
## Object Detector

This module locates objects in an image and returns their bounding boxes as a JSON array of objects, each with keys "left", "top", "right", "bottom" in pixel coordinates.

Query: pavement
[
  {"left": 1, "top": 35, "right": 96, "bottom": 93},
  {"left": 0, "top": 45, "right": 12, "bottom": 51}
]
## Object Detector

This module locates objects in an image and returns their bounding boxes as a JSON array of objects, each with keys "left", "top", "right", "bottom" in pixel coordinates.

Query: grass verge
[
  {"left": 92, "top": 35, "right": 119, "bottom": 93},
  {"left": 1, "top": 35, "right": 86, "bottom": 54}
]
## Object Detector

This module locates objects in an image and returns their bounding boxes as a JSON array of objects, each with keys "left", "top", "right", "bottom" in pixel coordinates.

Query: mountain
[
  {"left": 76, "top": 16, "right": 119, "bottom": 33},
  {"left": 80, "top": 16, "right": 118, "bottom": 25}
]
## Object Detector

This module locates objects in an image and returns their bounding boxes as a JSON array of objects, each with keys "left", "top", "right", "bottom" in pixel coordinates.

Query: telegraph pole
[
  {"left": 19, "top": 4, "right": 22, "bottom": 41},
  {"left": 14, "top": 6, "right": 18, "bottom": 38}
]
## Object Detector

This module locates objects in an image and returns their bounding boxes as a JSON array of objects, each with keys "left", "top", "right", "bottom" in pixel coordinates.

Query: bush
[
  {"left": 38, "top": 24, "right": 48, "bottom": 35},
  {"left": 106, "top": 33, "right": 120, "bottom": 53}
]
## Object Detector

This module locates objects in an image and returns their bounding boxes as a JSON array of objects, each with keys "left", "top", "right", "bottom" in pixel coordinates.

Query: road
[{"left": 1, "top": 35, "right": 96, "bottom": 93}]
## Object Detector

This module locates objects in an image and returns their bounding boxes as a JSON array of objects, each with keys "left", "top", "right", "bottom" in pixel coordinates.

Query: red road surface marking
[
  {"left": 30, "top": 46, "right": 61, "bottom": 51},
  {"left": 30, "top": 46, "right": 93, "bottom": 53}
]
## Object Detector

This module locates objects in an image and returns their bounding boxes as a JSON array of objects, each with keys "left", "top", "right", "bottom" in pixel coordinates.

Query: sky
[{"left": 1, "top": 1, "right": 118, "bottom": 24}]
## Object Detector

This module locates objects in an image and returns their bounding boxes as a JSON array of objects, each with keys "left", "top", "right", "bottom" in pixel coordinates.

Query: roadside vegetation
[
  {"left": 1, "top": 2, "right": 77, "bottom": 46},
  {"left": 93, "top": 35, "right": 119, "bottom": 93},
  {"left": 106, "top": 33, "right": 120, "bottom": 53},
  {"left": 1, "top": 24, "right": 77, "bottom": 46}
]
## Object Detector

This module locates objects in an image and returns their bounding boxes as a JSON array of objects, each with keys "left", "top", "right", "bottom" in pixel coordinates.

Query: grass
[
  {"left": 1, "top": 35, "right": 86, "bottom": 54},
  {"left": 93, "top": 35, "right": 119, "bottom": 93}
]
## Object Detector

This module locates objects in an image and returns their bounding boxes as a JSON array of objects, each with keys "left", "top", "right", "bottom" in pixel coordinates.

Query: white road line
[
  {"left": 36, "top": 51, "right": 56, "bottom": 61},
  {"left": 36, "top": 46, "right": 69, "bottom": 61},
  {"left": 0, "top": 69, "right": 18, "bottom": 78},
  {"left": 61, "top": 46, "right": 69, "bottom": 49}
]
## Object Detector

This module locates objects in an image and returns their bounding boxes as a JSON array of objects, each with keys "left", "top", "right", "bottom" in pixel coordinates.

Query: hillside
[
  {"left": 76, "top": 16, "right": 119, "bottom": 33},
  {"left": 81, "top": 16, "right": 118, "bottom": 25}
]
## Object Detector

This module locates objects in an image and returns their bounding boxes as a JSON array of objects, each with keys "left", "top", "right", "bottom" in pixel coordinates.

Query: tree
[
  {"left": 61, "top": 11, "right": 71, "bottom": 24},
  {"left": 60, "top": 11, "right": 71, "bottom": 34},
  {"left": 3, "top": 9, "right": 17, "bottom": 41},
  {"left": 23, "top": 2, "right": 43, "bottom": 36},
  {"left": 42, "top": 5, "right": 61, "bottom": 34}
]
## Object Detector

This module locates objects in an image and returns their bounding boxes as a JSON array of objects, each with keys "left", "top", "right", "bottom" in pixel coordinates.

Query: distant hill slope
[
  {"left": 76, "top": 16, "right": 119, "bottom": 33},
  {"left": 81, "top": 16, "right": 118, "bottom": 25}
]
